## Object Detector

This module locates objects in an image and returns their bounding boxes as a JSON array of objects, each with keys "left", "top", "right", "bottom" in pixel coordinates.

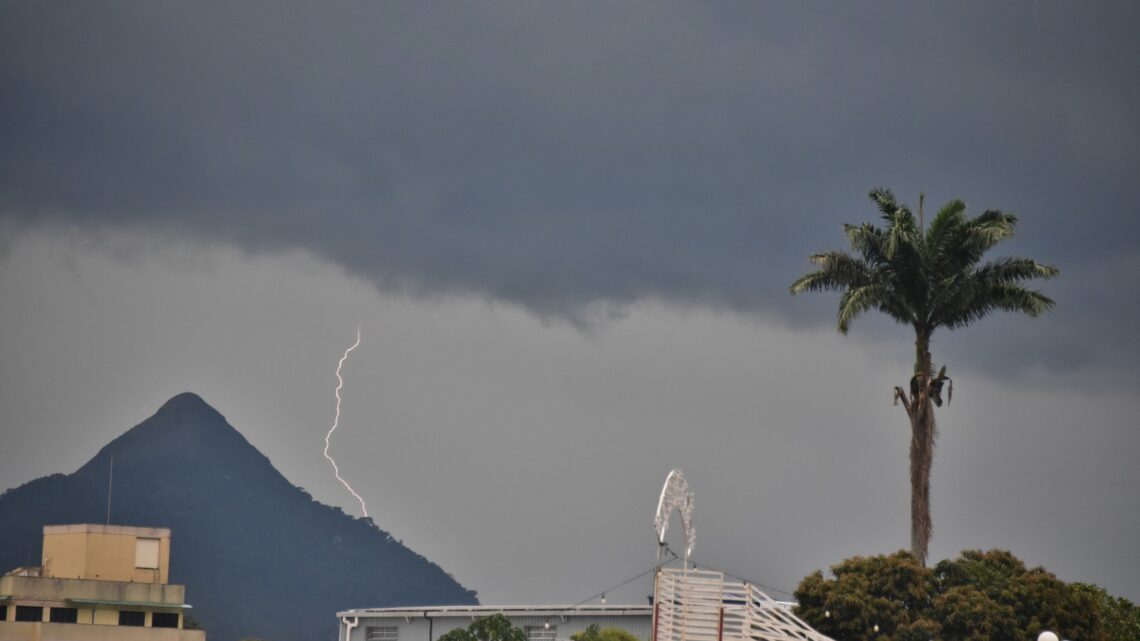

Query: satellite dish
[{"left": 655, "top": 469, "right": 695, "bottom": 562}]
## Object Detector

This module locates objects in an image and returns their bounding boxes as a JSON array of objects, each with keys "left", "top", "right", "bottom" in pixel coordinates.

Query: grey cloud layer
[{"left": 2, "top": 2, "right": 1138, "bottom": 369}]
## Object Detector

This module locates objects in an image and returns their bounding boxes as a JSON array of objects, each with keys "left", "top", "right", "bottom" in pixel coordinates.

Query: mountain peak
[
  {"left": 119, "top": 392, "right": 233, "bottom": 443},
  {"left": 156, "top": 392, "right": 221, "bottom": 418},
  {"left": 1, "top": 394, "right": 477, "bottom": 641},
  {"left": 76, "top": 392, "right": 265, "bottom": 481}
]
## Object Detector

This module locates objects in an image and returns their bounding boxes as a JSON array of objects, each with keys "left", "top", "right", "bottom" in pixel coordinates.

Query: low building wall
[
  {"left": 0, "top": 575, "right": 185, "bottom": 606},
  {"left": 0, "top": 620, "right": 205, "bottom": 641}
]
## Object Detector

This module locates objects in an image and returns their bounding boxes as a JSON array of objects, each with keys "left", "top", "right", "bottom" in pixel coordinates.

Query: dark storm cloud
[{"left": 2, "top": 2, "right": 1138, "bottom": 367}]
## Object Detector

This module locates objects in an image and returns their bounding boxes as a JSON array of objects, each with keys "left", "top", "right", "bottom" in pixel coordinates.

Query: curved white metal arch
[{"left": 654, "top": 468, "right": 695, "bottom": 560}]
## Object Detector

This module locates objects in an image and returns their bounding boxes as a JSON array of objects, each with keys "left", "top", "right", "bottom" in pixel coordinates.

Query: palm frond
[
  {"left": 869, "top": 188, "right": 918, "bottom": 241},
  {"left": 925, "top": 199, "right": 967, "bottom": 251},
  {"left": 939, "top": 284, "right": 1057, "bottom": 329},
  {"left": 846, "top": 219, "right": 927, "bottom": 319},
  {"left": 876, "top": 294, "right": 919, "bottom": 326},
  {"left": 869, "top": 187, "right": 898, "bottom": 219},
  {"left": 845, "top": 223, "right": 891, "bottom": 267},
  {"left": 927, "top": 208, "right": 1019, "bottom": 298},
  {"left": 987, "top": 285, "right": 1056, "bottom": 317},
  {"left": 789, "top": 251, "right": 874, "bottom": 295},
  {"left": 837, "top": 284, "right": 887, "bottom": 334},
  {"left": 931, "top": 256, "right": 1058, "bottom": 327},
  {"left": 960, "top": 210, "right": 1017, "bottom": 256},
  {"left": 973, "top": 257, "right": 1060, "bottom": 285}
]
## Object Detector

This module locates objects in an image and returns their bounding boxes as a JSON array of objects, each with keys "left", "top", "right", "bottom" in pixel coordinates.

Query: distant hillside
[{"left": 0, "top": 392, "right": 477, "bottom": 641}]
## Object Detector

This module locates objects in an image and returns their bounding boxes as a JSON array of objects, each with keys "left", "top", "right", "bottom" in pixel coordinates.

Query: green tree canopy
[
  {"left": 794, "top": 550, "right": 1124, "bottom": 641},
  {"left": 1073, "top": 582, "right": 1140, "bottom": 641},
  {"left": 571, "top": 625, "right": 640, "bottom": 641},
  {"left": 438, "top": 614, "right": 528, "bottom": 641}
]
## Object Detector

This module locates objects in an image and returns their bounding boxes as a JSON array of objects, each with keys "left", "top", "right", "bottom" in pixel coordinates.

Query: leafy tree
[
  {"left": 571, "top": 625, "right": 640, "bottom": 641},
  {"left": 1073, "top": 583, "right": 1140, "bottom": 641},
  {"left": 794, "top": 551, "right": 936, "bottom": 641},
  {"left": 933, "top": 584, "right": 1016, "bottom": 641},
  {"left": 790, "top": 188, "right": 1058, "bottom": 564},
  {"left": 438, "top": 614, "right": 528, "bottom": 641},
  {"left": 794, "top": 550, "right": 1109, "bottom": 641},
  {"left": 932, "top": 549, "right": 1105, "bottom": 639}
]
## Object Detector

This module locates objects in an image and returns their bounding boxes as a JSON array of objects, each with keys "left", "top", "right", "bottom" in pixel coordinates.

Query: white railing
[{"left": 652, "top": 568, "right": 832, "bottom": 641}]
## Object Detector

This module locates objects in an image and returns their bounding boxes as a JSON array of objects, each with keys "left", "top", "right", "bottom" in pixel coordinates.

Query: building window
[
  {"left": 135, "top": 537, "right": 161, "bottom": 569},
  {"left": 119, "top": 610, "right": 146, "bottom": 626},
  {"left": 366, "top": 626, "right": 399, "bottom": 641},
  {"left": 526, "top": 625, "right": 557, "bottom": 641},
  {"left": 15, "top": 606, "right": 43, "bottom": 622},
  {"left": 0, "top": 605, "right": 7, "bottom": 621},
  {"left": 50, "top": 607, "right": 79, "bottom": 623},
  {"left": 152, "top": 612, "right": 180, "bottom": 628}
]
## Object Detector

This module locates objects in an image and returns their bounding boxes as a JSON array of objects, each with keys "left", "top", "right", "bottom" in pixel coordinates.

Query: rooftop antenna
[
  {"left": 654, "top": 469, "right": 695, "bottom": 566},
  {"left": 105, "top": 454, "right": 113, "bottom": 525}
]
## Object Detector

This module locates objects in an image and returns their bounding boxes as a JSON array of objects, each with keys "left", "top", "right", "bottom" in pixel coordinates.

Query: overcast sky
[{"left": 2, "top": 2, "right": 1138, "bottom": 605}]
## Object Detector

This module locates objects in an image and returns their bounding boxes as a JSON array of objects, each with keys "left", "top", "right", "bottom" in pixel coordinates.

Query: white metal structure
[
  {"left": 651, "top": 470, "right": 831, "bottom": 641},
  {"left": 652, "top": 568, "right": 833, "bottom": 641},
  {"left": 655, "top": 469, "right": 695, "bottom": 562}
]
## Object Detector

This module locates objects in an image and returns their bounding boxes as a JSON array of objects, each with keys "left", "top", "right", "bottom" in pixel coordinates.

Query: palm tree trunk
[
  {"left": 909, "top": 400, "right": 935, "bottom": 565},
  {"left": 909, "top": 331, "right": 935, "bottom": 565}
]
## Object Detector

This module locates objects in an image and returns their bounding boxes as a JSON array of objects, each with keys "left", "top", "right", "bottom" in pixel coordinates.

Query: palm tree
[{"left": 790, "top": 188, "right": 1058, "bottom": 564}]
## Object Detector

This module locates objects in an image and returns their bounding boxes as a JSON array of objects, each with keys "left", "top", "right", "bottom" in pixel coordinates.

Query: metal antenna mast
[{"left": 654, "top": 469, "right": 695, "bottom": 566}]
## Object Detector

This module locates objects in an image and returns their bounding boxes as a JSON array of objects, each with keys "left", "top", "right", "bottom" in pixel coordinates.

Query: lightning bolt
[{"left": 323, "top": 324, "right": 369, "bottom": 518}]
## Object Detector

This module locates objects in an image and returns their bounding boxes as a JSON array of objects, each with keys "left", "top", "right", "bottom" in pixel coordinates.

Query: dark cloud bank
[
  {"left": 2, "top": 1, "right": 1140, "bottom": 609},
  {"left": 2, "top": 2, "right": 1138, "bottom": 371}
]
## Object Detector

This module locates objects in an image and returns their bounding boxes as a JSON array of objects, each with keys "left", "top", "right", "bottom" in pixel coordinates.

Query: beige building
[{"left": 0, "top": 524, "right": 205, "bottom": 641}]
